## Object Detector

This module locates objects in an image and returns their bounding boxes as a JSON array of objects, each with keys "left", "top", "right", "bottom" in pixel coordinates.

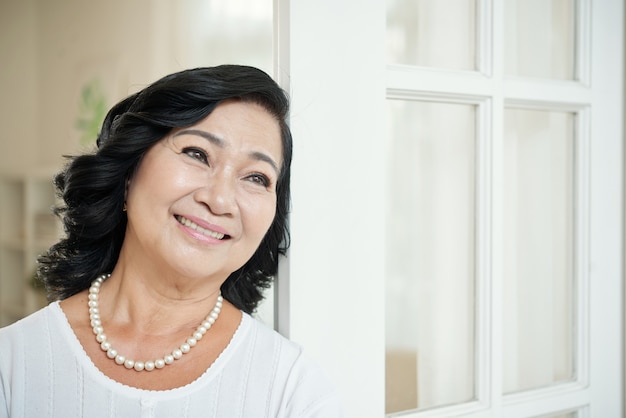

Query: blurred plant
[{"left": 76, "top": 79, "right": 107, "bottom": 146}]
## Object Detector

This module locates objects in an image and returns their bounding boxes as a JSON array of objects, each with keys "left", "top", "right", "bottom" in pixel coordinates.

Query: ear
[{"left": 123, "top": 177, "right": 132, "bottom": 211}]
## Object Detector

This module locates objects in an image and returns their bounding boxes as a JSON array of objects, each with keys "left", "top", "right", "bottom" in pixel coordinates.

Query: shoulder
[
  {"left": 244, "top": 314, "right": 303, "bottom": 360},
  {"left": 242, "top": 315, "right": 344, "bottom": 417},
  {"left": 0, "top": 304, "right": 61, "bottom": 409},
  {"left": 0, "top": 303, "right": 58, "bottom": 345},
  {"left": 0, "top": 304, "right": 61, "bottom": 366}
]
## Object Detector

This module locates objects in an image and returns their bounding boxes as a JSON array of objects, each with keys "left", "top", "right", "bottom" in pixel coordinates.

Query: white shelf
[{"left": 0, "top": 169, "right": 61, "bottom": 327}]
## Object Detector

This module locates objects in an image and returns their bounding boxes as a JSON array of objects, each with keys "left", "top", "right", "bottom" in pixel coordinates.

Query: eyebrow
[
  {"left": 174, "top": 129, "right": 280, "bottom": 175},
  {"left": 174, "top": 129, "right": 224, "bottom": 147}
]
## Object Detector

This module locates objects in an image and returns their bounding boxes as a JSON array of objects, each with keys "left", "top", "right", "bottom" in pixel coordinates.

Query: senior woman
[{"left": 0, "top": 65, "right": 342, "bottom": 417}]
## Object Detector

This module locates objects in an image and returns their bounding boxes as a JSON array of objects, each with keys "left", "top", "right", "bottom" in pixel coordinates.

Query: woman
[{"left": 0, "top": 65, "right": 342, "bottom": 417}]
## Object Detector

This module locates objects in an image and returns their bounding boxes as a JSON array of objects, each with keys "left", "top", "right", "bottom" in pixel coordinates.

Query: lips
[{"left": 175, "top": 215, "right": 229, "bottom": 240}]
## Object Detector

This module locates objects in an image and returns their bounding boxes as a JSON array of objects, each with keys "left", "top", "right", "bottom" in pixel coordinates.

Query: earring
[{"left": 123, "top": 202, "right": 127, "bottom": 212}]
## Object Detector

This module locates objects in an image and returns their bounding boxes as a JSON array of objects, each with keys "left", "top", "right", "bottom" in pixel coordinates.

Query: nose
[{"left": 195, "top": 174, "right": 237, "bottom": 216}]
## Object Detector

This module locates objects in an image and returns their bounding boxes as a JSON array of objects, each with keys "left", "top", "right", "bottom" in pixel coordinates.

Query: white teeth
[{"left": 177, "top": 216, "right": 225, "bottom": 240}]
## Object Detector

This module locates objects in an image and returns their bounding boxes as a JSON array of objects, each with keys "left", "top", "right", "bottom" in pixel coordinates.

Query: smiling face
[{"left": 123, "top": 99, "right": 282, "bottom": 283}]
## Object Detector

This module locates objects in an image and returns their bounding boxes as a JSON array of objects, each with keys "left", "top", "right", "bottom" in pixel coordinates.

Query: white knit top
[{"left": 0, "top": 302, "right": 342, "bottom": 417}]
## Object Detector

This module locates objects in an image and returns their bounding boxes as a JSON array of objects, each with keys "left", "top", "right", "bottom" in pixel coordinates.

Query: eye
[
  {"left": 247, "top": 173, "right": 271, "bottom": 187},
  {"left": 182, "top": 147, "right": 208, "bottom": 165}
]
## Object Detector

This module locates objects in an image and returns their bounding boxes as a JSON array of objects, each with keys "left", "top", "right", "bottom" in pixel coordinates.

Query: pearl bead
[{"left": 88, "top": 274, "right": 222, "bottom": 372}]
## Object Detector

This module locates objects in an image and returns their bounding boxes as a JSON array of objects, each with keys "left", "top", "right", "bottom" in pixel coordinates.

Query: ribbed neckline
[{"left": 51, "top": 301, "right": 249, "bottom": 400}]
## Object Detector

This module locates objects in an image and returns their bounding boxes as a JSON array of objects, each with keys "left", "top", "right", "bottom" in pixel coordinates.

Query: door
[{"left": 278, "top": 0, "right": 623, "bottom": 417}]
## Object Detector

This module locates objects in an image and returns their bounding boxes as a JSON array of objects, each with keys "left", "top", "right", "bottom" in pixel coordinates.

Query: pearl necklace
[{"left": 88, "top": 273, "right": 223, "bottom": 372}]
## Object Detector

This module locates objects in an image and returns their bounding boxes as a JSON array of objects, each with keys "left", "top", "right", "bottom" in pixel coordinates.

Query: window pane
[
  {"left": 504, "top": 0, "right": 576, "bottom": 79},
  {"left": 177, "top": 0, "right": 273, "bottom": 74},
  {"left": 536, "top": 412, "right": 578, "bottom": 418},
  {"left": 503, "top": 108, "right": 575, "bottom": 393},
  {"left": 535, "top": 409, "right": 581, "bottom": 418},
  {"left": 387, "top": 0, "right": 477, "bottom": 70},
  {"left": 385, "top": 100, "right": 476, "bottom": 413}
]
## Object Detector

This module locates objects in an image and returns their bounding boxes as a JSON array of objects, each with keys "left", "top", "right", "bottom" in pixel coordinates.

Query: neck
[
  {"left": 98, "top": 268, "right": 223, "bottom": 335},
  {"left": 88, "top": 273, "right": 224, "bottom": 372}
]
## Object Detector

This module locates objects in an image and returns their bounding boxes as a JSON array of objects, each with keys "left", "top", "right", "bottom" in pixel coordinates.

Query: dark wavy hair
[{"left": 37, "top": 65, "right": 292, "bottom": 314}]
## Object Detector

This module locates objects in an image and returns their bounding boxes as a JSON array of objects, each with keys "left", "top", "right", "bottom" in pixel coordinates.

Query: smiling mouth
[{"left": 175, "top": 215, "right": 228, "bottom": 240}]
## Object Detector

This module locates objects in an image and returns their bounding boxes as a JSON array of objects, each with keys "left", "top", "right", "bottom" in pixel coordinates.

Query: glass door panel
[
  {"left": 502, "top": 108, "right": 576, "bottom": 393},
  {"left": 504, "top": 0, "right": 577, "bottom": 80},
  {"left": 385, "top": 99, "right": 476, "bottom": 414},
  {"left": 387, "top": 0, "right": 477, "bottom": 71}
]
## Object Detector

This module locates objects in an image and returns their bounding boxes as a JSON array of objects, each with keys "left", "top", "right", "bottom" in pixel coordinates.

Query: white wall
[{"left": 0, "top": 0, "right": 38, "bottom": 172}]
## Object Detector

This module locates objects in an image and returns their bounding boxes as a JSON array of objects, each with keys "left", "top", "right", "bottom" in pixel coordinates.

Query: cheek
[
  {"left": 243, "top": 197, "right": 277, "bottom": 238},
  {"left": 128, "top": 157, "right": 191, "bottom": 209},
  {"left": 127, "top": 175, "right": 169, "bottom": 210}
]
